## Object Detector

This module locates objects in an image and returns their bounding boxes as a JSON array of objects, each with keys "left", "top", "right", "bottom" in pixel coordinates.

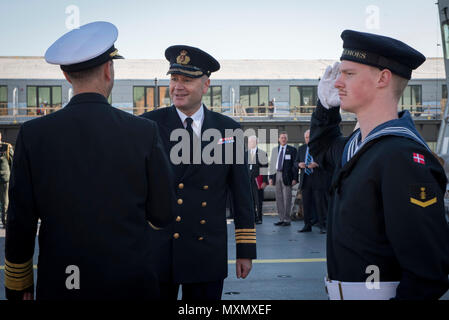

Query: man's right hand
[
  {"left": 318, "top": 61, "right": 340, "bottom": 109},
  {"left": 269, "top": 179, "right": 273, "bottom": 186},
  {"left": 298, "top": 162, "right": 306, "bottom": 169}
]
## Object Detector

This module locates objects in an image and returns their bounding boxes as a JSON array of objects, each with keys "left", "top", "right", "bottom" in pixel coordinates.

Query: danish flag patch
[{"left": 413, "top": 153, "right": 425, "bottom": 165}]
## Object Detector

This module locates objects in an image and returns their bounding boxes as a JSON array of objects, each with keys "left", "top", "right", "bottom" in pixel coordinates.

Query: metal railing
[{"left": 0, "top": 104, "right": 444, "bottom": 122}]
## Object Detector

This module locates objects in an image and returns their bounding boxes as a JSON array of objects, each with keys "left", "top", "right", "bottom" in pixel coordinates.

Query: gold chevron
[
  {"left": 236, "top": 240, "right": 257, "bottom": 244},
  {"left": 235, "top": 229, "right": 256, "bottom": 233},
  {"left": 410, "top": 197, "right": 437, "bottom": 208}
]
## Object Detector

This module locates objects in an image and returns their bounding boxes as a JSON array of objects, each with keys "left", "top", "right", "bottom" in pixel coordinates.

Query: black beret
[
  {"left": 340, "top": 30, "right": 425, "bottom": 80},
  {"left": 165, "top": 45, "right": 220, "bottom": 78}
]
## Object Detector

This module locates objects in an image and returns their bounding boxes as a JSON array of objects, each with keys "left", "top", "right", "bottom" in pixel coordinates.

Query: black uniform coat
[
  {"left": 5, "top": 93, "right": 174, "bottom": 300},
  {"left": 295, "top": 144, "right": 331, "bottom": 191},
  {"left": 309, "top": 102, "right": 449, "bottom": 300},
  {"left": 141, "top": 105, "right": 256, "bottom": 284},
  {"left": 248, "top": 148, "right": 269, "bottom": 185},
  {"left": 269, "top": 145, "right": 298, "bottom": 186}
]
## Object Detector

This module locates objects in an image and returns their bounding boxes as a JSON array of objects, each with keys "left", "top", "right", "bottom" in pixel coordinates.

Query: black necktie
[
  {"left": 278, "top": 146, "right": 284, "bottom": 171},
  {"left": 186, "top": 117, "right": 194, "bottom": 164}
]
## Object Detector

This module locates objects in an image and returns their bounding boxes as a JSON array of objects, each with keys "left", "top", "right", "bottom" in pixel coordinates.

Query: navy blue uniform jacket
[
  {"left": 141, "top": 105, "right": 257, "bottom": 284},
  {"left": 5, "top": 93, "right": 174, "bottom": 300}
]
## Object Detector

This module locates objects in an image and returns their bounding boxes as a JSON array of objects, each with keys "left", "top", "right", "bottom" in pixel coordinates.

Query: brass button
[
  {"left": 177, "top": 199, "right": 183, "bottom": 205},
  {"left": 178, "top": 183, "right": 184, "bottom": 189},
  {"left": 201, "top": 202, "right": 207, "bottom": 207},
  {"left": 200, "top": 219, "right": 206, "bottom": 225},
  {"left": 198, "top": 236, "right": 204, "bottom": 241},
  {"left": 173, "top": 233, "right": 180, "bottom": 239},
  {"left": 176, "top": 216, "right": 181, "bottom": 222},
  {"left": 203, "top": 185, "right": 209, "bottom": 190}
]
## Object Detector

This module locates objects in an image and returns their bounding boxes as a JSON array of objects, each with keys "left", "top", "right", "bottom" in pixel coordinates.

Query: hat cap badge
[{"left": 176, "top": 50, "right": 190, "bottom": 65}]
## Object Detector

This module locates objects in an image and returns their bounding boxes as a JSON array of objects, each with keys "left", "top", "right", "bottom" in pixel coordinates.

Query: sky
[{"left": 0, "top": 0, "right": 444, "bottom": 60}]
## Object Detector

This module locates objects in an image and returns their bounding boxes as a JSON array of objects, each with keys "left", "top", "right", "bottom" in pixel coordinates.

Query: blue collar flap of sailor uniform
[{"left": 341, "top": 110, "right": 430, "bottom": 167}]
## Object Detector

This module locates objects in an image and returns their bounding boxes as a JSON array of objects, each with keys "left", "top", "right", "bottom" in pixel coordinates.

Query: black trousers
[
  {"left": 302, "top": 182, "right": 328, "bottom": 228},
  {"left": 159, "top": 280, "right": 224, "bottom": 301},
  {"left": 256, "top": 189, "right": 264, "bottom": 221}
]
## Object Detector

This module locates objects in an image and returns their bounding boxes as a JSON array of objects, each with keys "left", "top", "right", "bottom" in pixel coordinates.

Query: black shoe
[
  {"left": 281, "top": 222, "right": 291, "bottom": 226},
  {"left": 274, "top": 221, "right": 284, "bottom": 226},
  {"left": 298, "top": 225, "right": 312, "bottom": 232},
  {"left": 255, "top": 220, "right": 262, "bottom": 225}
]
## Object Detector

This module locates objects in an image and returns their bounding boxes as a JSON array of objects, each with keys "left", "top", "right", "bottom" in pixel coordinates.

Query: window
[
  {"left": 0, "top": 86, "right": 7, "bottom": 116},
  {"left": 290, "top": 86, "right": 317, "bottom": 106},
  {"left": 240, "top": 86, "right": 269, "bottom": 114},
  {"left": 443, "top": 84, "right": 447, "bottom": 99},
  {"left": 158, "top": 86, "right": 171, "bottom": 108},
  {"left": 133, "top": 86, "right": 155, "bottom": 115},
  {"left": 202, "top": 86, "right": 222, "bottom": 108},
  {"left": 27, "top": 86, "right": 62, "bottom": 115},
  {"left": 399, "top": 85, "right": 422, "bottom": 106}
]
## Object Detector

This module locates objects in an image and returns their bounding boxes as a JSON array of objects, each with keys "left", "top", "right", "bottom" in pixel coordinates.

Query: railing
[{"left": 0, "top": 104, "right": 444, "bottom": 122}]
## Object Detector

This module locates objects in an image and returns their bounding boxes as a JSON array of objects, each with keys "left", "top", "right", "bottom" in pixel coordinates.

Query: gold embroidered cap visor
[
  {"left": 165, "top": 45, "right": 220, "bottom": 79},
  {"left": 339, "top": 30, "right": 426, "bottom": 80}
]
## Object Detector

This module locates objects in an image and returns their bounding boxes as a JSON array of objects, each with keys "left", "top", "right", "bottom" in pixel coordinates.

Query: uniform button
[
  {"left": 178, "top": 183, "right": 184, "bottom": 189},
  {"left": 200, "top": 219, "right": 206, "bottom": 225},
  {"left": 198, "top": 236, "right": 204, "bottom": 241},
  {"left": 173, "top": 233, "right": 180, "bottom": 239},
  {"left": 177, "top": 199, "right": 183, "bottom": 205},
  {"left": 176, "top": 216, "right": 181, "bottom": 222},
  {"left": 201, "top": 202, "right": 207, "bottom": 207},
  {"left": 203, "top": 185, "right": 209, "bottom": 190}
]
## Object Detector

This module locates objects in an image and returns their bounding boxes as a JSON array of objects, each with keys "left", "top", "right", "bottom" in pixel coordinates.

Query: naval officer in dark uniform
[
  {"left": 0, "top": 132, "right": 13, "bottom": 228},
  {"left": 310, "top": 30, "right": 449, "bottom": 299},
  {"left": 4, "top": 22, "right": 174, "bottom": 300},
  {"left": 141, "top": 45, "right": 256, "bottom": 300}
]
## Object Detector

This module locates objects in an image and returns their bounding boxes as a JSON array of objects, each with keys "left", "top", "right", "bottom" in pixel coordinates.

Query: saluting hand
[
  {"left": 236, "top": 258, "right": 252, "bottom": 279},
  {"left": 318, "top": 61, "right": 340, "bottom": 109}
]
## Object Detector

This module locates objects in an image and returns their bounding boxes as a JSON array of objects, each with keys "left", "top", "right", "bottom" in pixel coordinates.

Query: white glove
[{"left": 318, "top": 61, "right": 340, "bottom": 109}]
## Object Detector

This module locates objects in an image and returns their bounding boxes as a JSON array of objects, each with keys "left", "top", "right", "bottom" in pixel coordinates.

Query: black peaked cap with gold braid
[{"left": 165, "top": 45, "right": 220, "bottom": 78}]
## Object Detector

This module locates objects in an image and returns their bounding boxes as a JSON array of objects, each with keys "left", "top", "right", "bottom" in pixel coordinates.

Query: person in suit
[
  {"left": 0, "top": 132, "right": 13, "bottom": 228},
  {"left": 247, "top": 135, "right": 268, "bottom": 224},
  {"left": 141, "top": 45, "right": 256, "bottom": 301},
  {"left": 295, "top": 129, "right": 329, "bottom": 234},
  {"left": 269, "top": 132, "right": 298, "bottom": 226},
  {"left": 4, "top": 22, "right": 174, "bottom": 300}
]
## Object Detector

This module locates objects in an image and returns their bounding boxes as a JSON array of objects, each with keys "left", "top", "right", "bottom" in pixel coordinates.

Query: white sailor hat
[{"left": 45, "top": 21, "right": 124, "bottom": 72}]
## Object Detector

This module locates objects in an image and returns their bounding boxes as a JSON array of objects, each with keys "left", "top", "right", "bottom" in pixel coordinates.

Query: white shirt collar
[{"left": 176, "top": 104, "right": 204, "bottom": 137}]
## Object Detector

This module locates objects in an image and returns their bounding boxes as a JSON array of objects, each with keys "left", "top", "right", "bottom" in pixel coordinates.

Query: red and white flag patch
[{"left": 413, "top": 153, "right": 425, "bottom": 164}]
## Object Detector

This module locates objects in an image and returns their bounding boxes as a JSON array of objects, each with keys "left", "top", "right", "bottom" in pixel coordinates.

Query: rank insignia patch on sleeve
[{"left": 410, "top": 184, "right": 437, "bottom": 208}]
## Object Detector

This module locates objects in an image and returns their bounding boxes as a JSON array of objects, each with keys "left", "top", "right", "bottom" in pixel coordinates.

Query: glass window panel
[
  {"left": 202, "top": 87, "right": 212, "bottom": 107},
  {"left": 52, "top": 86, "right": 62, "bottom": 111},
  {"left": 443, "top": 84, "right": 448, "bottom": 99},
  {"left": 290, "top": 87, "right": 301, "bottom": 106},
  {"left": 38, "top": 87, "right": 51, "bottom": 115},
  {"left": 301, "top": 87, "right": 314, "bottom": 106},
  {"left": 158, "top": 86, "right": 171, "bottom": 107},
  {"left": 259, "top": 86, "right": 269, "bottom": 106},
  {"left": 133, "top": 87, "right": 145, "bottom": 115},
  {"left": 212, "top": 86, "right": 222, "bottom": 107},
  {"left": 240, "top": 86, "right": 249, "bottom": 106},
  {"left": 402, "top": 86, "right": 412, "bottom": 105},
  {"left": 27, "top": 86, "right": 37, "bottom": 107},
  {"left": 0, "top": 86, "right": 7, "bottom": 102},
  {"left": 146, "top": 87, "right": 155, "bottom": 111},
  {"left": 249, "top": 87, "right": 258, "bottom": 106},
  {"left": 411, "top": 86, "right": 421, "bottom": 105}
]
